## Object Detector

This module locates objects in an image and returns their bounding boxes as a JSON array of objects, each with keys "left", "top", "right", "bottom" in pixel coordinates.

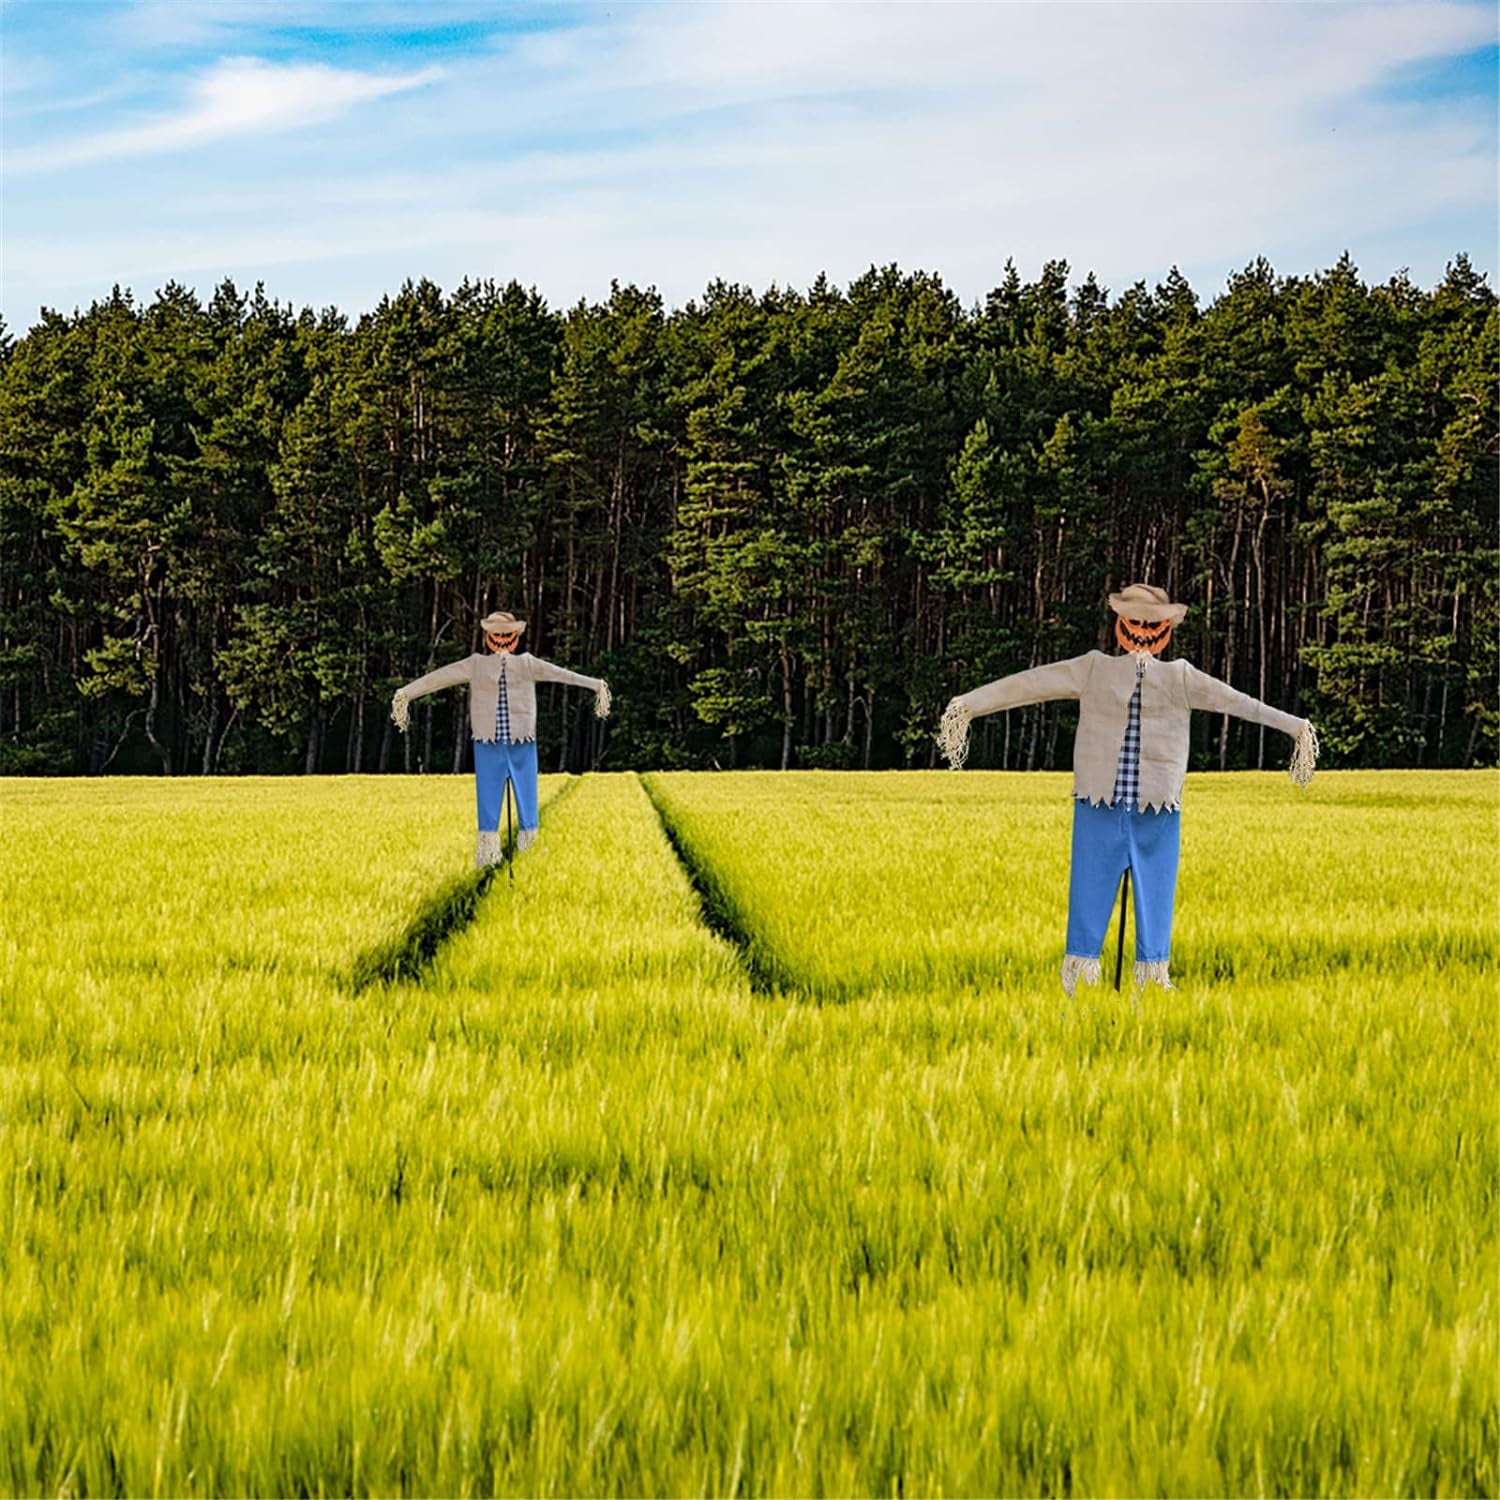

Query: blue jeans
[
  {"left": 1065, "top": 799, "right": 1181, "bottom": 965},
  {"left": 474, "top": 739, "right": 538, "bottom": 833}
]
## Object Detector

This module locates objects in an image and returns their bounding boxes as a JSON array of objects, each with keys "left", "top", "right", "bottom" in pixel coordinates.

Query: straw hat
[
  {"left": 1107, "top": 583, "right": 1186, "bottom": 625},
  {"left": 480, "top": 610, "right": 526, "bottom": 637}
]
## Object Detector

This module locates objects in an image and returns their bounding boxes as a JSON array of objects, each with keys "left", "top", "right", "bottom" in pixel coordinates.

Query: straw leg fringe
[
  {"left": 1289, "top": 720, "right": 1319, "bottom": 788},
  {"left": 937, "top": 700, "right": 972, "bottom": 769},
  {"left": 516, "top": 827, "right": 537, "bottom": 853},
  {"left": 1134, "top": 960, "right": 1175, "bottom": 991},
  {"left": 474, "top": 830, "right": 502, "bottom": 868},
  {"left": 1061, "top": 954, "right": 1101, "bottom": 998}
]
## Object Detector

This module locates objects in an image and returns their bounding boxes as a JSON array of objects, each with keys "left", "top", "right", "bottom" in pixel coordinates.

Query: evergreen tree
[{"left": 0, "top": 257, "right": 1493, "bottom": 774}]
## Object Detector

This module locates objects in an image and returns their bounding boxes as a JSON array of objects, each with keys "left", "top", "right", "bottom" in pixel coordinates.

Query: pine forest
[{"left": 1, "top": 254, "right": 1494, "bottom": 777}]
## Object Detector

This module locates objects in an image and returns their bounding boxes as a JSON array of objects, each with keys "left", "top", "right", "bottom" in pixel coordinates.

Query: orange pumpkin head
[{"left": 1115, "top": 615, "right": 1174, "bottom": 655}]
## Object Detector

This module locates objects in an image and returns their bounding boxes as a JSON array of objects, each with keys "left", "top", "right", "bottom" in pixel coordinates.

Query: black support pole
[
  {"left": 1114, "top": 867, "right": 1130, "bottom": 991},
  {"left": 504, "top": 776, "right": 515, "bottom": 883}
]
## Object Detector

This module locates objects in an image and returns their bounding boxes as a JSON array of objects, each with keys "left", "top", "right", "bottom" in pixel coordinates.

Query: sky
[{"left": 2, "top": 0, "right": 1496, "bottom": 330}]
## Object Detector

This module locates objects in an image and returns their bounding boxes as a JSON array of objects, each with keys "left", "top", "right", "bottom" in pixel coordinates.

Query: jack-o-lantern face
[{"left": 1115, "top": 615, "right": 1173, "bottom": 655}]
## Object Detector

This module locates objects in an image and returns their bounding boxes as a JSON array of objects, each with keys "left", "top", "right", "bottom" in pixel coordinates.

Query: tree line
[{"left": 1, "top": 253, "right": 1495, "bottom": 777}]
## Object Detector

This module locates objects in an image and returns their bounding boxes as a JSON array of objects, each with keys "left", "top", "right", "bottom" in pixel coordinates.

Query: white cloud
[
  {"left": 5, "top": 55, "right": 443, "bottom": 172},
  {"left": 2, "top": 2, "right": 1494, "bottom": 327},
  {"left": 114, "top": 0, "right": 313, "bottom": 51}
]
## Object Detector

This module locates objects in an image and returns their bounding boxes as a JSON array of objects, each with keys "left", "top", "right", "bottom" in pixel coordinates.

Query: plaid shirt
[
  {"left": 494, "top": 660, "right": 512, "bottom": 743},
  {"left": 1110, "top": 654, "right": 1148, "bottom": 809}
]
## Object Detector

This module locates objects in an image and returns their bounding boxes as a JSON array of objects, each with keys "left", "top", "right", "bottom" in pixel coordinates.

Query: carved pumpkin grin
[{"left": 1115, "top": 616, "right": 1174, "bottom": 655}]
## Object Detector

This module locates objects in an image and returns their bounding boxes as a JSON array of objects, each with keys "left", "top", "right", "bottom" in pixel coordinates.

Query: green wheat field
[{"left": 1, "top": 769, "right": 1495, "bottom": 1497}]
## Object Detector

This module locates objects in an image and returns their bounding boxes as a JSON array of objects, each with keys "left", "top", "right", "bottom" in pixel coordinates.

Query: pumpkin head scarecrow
[
  {"left": 390, "top": 610, "right": 611, "bottom": 867},
  {"left": 938, "top": 584, "right": 1318, "bottom": 997}
]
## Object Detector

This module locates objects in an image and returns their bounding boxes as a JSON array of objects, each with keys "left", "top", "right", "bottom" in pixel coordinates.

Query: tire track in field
[
  {"left": 638, "top": 773, "right": 796, "bottom": 996},
  {"left": 348, "top": 777, "right": 579, "bottom": 990}
]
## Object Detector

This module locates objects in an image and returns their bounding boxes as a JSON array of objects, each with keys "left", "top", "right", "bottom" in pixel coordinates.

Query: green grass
[
  {"left": 642, "top": 769, "right": 1497, "bottom": 995},
  {"left": 1, "top": 770, "right": 1495, "bottom": 1495}
]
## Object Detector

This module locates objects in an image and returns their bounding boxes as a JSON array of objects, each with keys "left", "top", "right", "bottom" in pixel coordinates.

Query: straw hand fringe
[
  {"left": 937, "top": 700, "right": 972, "bottom": 769},
  {"left": 391, "top": 691, "right": 410, "bottom": 733},
  {"left": 595, "top": 681, "right": 612, "bottom": 719},
  {"left": 1289, "top": 720, "right": 1319, "bottom": 788}
]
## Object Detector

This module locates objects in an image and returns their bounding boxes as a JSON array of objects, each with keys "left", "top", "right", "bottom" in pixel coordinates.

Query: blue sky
[{"left": 2, "top": 1, "right": 1495, "bottom": 330}]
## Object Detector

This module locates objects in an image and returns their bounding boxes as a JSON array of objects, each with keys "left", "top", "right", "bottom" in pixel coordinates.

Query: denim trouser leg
[
  {"left": 1125, "top": 804, "right": 1180, "bottom": 964},
  {"left": 474, "top": 739, "right": 540, "bottom": 832},
  {"left": 1065, "top": 800, "right": 1182, "bottom": 964}
]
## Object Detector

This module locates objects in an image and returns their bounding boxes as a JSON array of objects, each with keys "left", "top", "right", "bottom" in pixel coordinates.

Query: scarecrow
[
  {"left": 390, "top": 610, "right": 611, "bottom": 867},
  {"left": 937, "top": 584, "right": 1318, "bottom": 998}
]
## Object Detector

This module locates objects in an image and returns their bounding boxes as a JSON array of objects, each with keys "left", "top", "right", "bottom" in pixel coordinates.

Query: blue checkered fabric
[
  {"left": 1112, "top": 664, "right": 1144, "bottom": 809},
  {"left": 494, "top": 660, "right": 512, "bottom": 743}
]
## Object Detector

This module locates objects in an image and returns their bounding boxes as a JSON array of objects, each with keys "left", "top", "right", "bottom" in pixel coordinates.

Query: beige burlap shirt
[
  {"left": 394, "top": 651, "right": 607, "bottom": 743},
  {"left": 949, "top": 650, "right": 1311, "bottom": 811}
]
